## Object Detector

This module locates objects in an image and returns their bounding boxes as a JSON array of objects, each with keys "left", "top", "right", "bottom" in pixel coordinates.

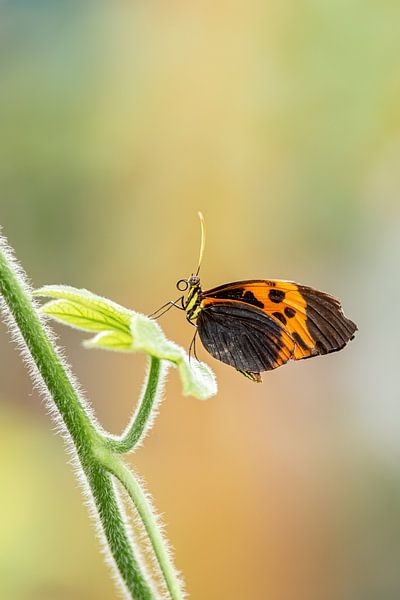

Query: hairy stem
[
  {"left": 85, "top": 460, "right": 154, "bottom": 599},
  {"left": 96, "top": 450, "right": 184, "bottom": 600},
  {"left": 0, "top": 236, "right": 156, "bottom": 599},
  {"left": 106, "top": 356, "right": 163, "bottom": 454}
]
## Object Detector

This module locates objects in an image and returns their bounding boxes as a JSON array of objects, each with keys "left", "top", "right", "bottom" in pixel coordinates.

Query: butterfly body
[{"left": 180, "top": 276, "right": 357, "bottom": 382}]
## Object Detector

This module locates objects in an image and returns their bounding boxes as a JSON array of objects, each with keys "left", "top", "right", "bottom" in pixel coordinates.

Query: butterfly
[{"left": 151, "top": 213, "right": 357, "bottom": 382}]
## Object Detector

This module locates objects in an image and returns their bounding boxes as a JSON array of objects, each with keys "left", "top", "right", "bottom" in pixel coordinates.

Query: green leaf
[
  {"left": 34, "top": 285, "right": 131, "bottom": 333},
  {"left": 84, "top": 330, "right": 133, "bottom": 351},
  {"left": 177, "top": 355, "right": 217, "bottom": 400},
  {"left": 35, "top": 285, "right": 217, "bottom": 400}
]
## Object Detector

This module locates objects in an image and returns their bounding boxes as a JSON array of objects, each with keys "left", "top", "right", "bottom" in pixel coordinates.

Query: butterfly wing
[
  {"left": 202, "top": 280, "right": 357, "bottom": 360},
  {"left": 197, "top": 299, "right": 295, "bottom": 379}
]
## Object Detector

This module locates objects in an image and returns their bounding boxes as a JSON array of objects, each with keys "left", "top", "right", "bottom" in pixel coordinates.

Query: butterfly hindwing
[
  {"left": 197, "top": 299, "right": 295, "bottom": 379},
  {"left": 201, "top": 280, "right": 357, "bottom": 361}
]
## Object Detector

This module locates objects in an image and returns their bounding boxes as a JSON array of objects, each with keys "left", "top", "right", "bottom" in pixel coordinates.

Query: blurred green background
[{"left": 1, "top": 2, "right": 400, "bottom": 599}]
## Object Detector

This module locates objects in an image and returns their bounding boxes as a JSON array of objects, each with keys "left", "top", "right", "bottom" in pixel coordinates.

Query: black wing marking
[
  {"left": 197, "top": 300, "right": 295, "bottom": 373},
  {"left": 297, "top": 286, "right": 357, "bottom": 356}
]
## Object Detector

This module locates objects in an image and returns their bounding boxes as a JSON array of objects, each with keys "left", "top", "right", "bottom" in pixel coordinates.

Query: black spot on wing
[
  {"left": 242, "top": 290, "right": 264, "bottom": 308},
  {"left": 203, "top": 286, "right": 264, "bottom": 309},
  {"left": 205, "top": 287, "right": 245, "bottom": 301},
  {"left": 197, "top": 301, "right": 291, "bottom": 373},
  {"left": 292, "top": 332, "right": 310, "bottom": 351},
  {"left": 272, "top": 311, "right": 287, "bottom": 325},
  {"left": 269, "top": 289, "right": 285, "bottom": 303},
  {"left": 284, "top": 307, "right": 296, "bottom": 319}
]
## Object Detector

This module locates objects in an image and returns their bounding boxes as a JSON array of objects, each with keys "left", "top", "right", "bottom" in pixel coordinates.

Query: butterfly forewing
[{"left": 201, "top": 280, "right": 357, "bottom": 361}]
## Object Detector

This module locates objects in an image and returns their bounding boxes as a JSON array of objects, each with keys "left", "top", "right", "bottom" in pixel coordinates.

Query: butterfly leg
[
  {"left": 148, "top": 296, "right": 185, "bottom": 319},
  {"left": 188, "top": 329, "right": 199, "bottom": 362}
]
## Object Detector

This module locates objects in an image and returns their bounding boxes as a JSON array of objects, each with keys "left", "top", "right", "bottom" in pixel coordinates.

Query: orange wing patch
[
  {"left": 242, "top": 281, "right": 315, "bottom": 359},
  {"left": 202, "top": 280, "right": 357, "bottom": 361}
]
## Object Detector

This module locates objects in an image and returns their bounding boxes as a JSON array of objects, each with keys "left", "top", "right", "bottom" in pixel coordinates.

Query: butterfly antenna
[{"left": 195, "top": 211, "right": 206, "bottom": 276}]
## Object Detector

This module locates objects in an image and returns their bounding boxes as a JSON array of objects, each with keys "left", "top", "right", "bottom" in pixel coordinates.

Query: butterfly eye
[
  {"left": 188, "top": 275, "right": 200, "bottom": 286},
  {"left": 176, "top": 279, "right": 189, "bottom": 291}
]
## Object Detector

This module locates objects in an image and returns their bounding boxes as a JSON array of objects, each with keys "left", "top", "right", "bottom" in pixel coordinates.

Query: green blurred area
[{"left": 1, "top": 2, "right": 400, "bottom": 599}]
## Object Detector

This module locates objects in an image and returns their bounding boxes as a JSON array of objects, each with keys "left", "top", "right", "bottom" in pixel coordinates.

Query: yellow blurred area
[{"left": 1, "top": 1, "right": 400, "bottom": 599}]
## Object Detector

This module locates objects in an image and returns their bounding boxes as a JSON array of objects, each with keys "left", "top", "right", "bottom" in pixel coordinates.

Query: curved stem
[
  {"left": 84, "top": 459, "right": 155, "bottom": 599},
  {"left": 97, "top": 450, "right": 184, "bottom": 600},
  {"left": 0, "top": 236, "right": 156, "bottom": 600},
  {"left": 106, "top": 356, "right": 163, "bottom": 454}
]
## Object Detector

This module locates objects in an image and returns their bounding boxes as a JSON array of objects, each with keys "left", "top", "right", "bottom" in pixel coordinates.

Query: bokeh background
[{"left": 1, "top": 2, "right": 400, "bottom": 599}]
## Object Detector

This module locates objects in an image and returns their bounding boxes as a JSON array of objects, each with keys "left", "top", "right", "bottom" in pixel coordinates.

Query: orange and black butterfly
[{"left": 152, "top": 213, "right": 357, "bottom": 382}]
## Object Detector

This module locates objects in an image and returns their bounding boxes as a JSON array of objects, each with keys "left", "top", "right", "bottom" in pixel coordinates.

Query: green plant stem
[
  {"left": 84, "top": 460, "right": 154, "bottom": 599},
  {"left": 0, "top": 239, "right": 156, "bottom": 599},
  {"left": 96, "top": 449, "right": 183, "bottom": 600},
  {"left": 106, "top": 356, "right": 162, "bottom": 453}
]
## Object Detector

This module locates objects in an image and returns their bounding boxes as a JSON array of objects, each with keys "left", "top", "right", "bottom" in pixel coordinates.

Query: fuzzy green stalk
[
  {"left": 106, "top": 357, "right": 162, "bottom": 454},
  {"left": 0, "top": 235, "right": 184, "bottom": 600}
]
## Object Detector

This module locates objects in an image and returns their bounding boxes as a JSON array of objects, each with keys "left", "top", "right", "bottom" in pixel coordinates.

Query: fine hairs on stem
[{"left": 0, "top": 231, "right": 191, "bottom": 600}]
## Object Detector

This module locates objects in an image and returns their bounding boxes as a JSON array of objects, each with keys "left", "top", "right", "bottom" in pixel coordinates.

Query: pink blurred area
[{"left": 1, "top": 2, "right": 400, "bottom": 599}]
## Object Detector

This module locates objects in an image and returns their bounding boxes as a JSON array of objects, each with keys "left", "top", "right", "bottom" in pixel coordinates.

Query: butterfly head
[
  {"left": 176, "top": 274, "right": 200, "bottom": 294},
  {"left": 176, "top": 274, "right": 200, "bottom": 292}
]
